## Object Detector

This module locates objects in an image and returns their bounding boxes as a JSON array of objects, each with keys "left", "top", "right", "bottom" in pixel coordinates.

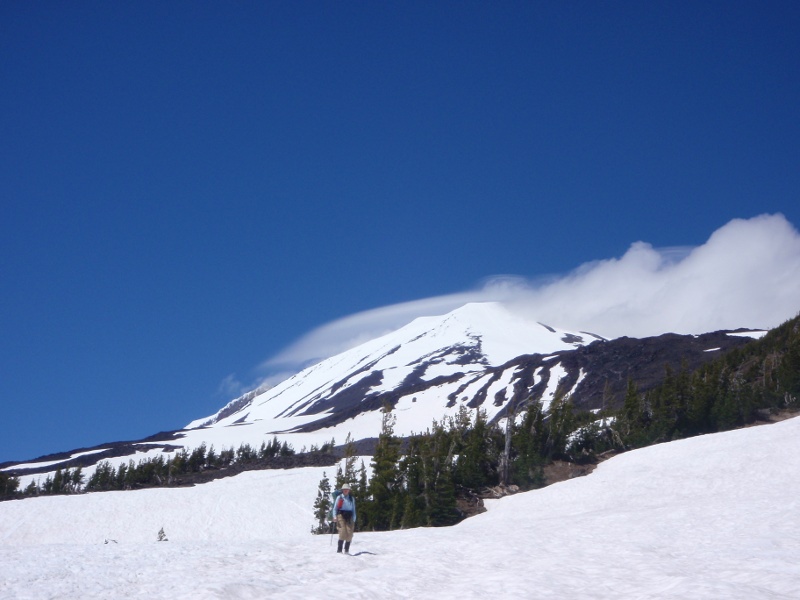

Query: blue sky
[{"left": 2, "top": 2, "right": 799, "bottom": 463}]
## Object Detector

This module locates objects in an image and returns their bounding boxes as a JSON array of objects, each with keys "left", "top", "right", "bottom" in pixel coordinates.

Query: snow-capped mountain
[
  {"left": 189, "top": 302, "right": 601, "bottom": 431},
  {"left": 172, "top": 301, "right": 759, "bottom": 454},
  {"left": 2, "top": 302, "right": 763, "bottom": 481}
]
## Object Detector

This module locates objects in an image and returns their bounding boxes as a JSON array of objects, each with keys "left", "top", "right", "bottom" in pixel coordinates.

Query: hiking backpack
[{"left": 329, "top": 489, "right": 343, "bottom": 521}]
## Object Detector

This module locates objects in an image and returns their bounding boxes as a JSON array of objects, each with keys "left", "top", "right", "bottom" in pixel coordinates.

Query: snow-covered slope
[
  {"left": 2, "top": 415, "right": 798, "bottom": 598},
  {"left": 115, "top": 301, "right": 596, "bottom": 476},
  {"left": 188, "top": 301, "right": 596, "bottom": 429}
]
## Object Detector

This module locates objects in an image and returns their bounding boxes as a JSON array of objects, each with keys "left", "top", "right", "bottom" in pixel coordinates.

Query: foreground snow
[{"left": 2, "top": 417, "right": 799, "bottom": 599}]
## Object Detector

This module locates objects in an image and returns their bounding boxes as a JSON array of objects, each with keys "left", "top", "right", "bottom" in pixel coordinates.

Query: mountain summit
[
  {"left": 187, "top": 303, "right": 598, "bottom": 433},
  {"left": 174, "top": 302, "right": 756, "bottom": 456}
]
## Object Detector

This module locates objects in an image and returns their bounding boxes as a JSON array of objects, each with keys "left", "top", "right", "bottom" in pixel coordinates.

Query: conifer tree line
[
  {"left": 617, "top": 313, "right": 800, "bottom": 448},
  {"left": 5, "top": 436, "right": 309, "bottom": 499},
  {"left": 313, "top": 313, "right": 800, "bottom": 533},
  {"left": 82, "top": 437, "right": 301, "bottom": 492},
  {"left": 313, "top": 398, "right": 612, "bottom": 533},
  {"left": 1, "top": 467, "right": 85, "bottom": 500}
]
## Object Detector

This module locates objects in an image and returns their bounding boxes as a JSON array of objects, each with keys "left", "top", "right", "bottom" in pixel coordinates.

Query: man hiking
[{"left": 333, "top": 482, "right": 356, "bottom": 553}]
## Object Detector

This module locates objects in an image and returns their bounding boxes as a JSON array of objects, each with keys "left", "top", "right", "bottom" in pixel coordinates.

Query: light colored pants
[{"left": 336, "top": 514, "right": 354, "bottom": 542}]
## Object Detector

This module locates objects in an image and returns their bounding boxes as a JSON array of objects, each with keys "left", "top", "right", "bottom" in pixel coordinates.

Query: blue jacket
[{"left": 333, "top": 492, "right": 357, "bottom": 523}]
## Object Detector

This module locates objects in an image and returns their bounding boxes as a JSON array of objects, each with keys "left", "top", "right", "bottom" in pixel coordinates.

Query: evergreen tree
[
  {"left": 398, "top": 436, "right": 426, "bottom": 528},
  {"left": 686, "top": 366, "right": 716, "bottom": 435},
  {"left": 51, "top": 469, "right": 64, "bottom": 494},
  {"left": 86, "top": 460, "right": 116, "bottom": 491},
  {"left": 541, "top": 394, "right": 576, "bottom": 460},
  {"left": 0, "top": 471, "right": 19, "bottom": 500},
  {"left": 418, "top": 419, "right": 459, "bottom": 526},
  {"left": 265, "top": 436, "right": 280, "bottom": 458},
  {"left": 619, "top": 378, "right": 651, "bottom": 447},
  {"left": 510, "top": 400, "right": 545, "bottom": 489},
  {"left": 115, "top": 462, "right": 129, "bottom": 490},
  {"left": 453, "top": 408, "right": 496, "bottom": 489},
  {"left": 218, "top": 447, "right": 235, "bottom": 466},
  {"left": 428, "top": 458, "right": 459, "bottom": 526},
  {"left": 188, "top": 443, "right": 207, "bottom": 472},
  {"left": 335, "top": 433, "right": 358, "bottom": 489},
  {"left": 279, "top": 441, "right": 295, "bottom": 456},
  {"left": 70, "top": 467, "right": 84, "bottom": 492},
  {"left": 357, "top": 460, "right": 368, "bottom": 499},
  {"left": 311, "top": 471, "right": 332, "bottom": 534},
  {"left": 236, "top": 443, "right": 256, "bottom": 463},
  {"left": 364, "top": 408, "right": 402, "bottom": 530},
  {"left": 205, "top": 445, "right": 218, "bottom": 469}
]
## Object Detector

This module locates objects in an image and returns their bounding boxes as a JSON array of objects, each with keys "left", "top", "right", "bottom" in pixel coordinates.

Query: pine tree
[
  {"left": 398, "top": 428, "right": 459, "bottom": 529},
  {"left": 51, "top": 469, "right": 64, "bottom": 495},
  {"left": 686, "top": 366, "right": 715, "bottom": 435},
  {"left": 86, "top": 460, "right": 115, "bottom": 491},
  {"left": 334, "top": 463, "right": 344, "bottom": 491},
  {"left": 70, "top": 467, "right": 84, "bottom": 493},
  {"left": 428, "top": 458, "right": 459, "bottom": 526},
  {"left": 205, "top": 445, "right": 218, "bottom": 468},
  {"left": 620, "top": 378, "right": 652, "bottom": 447},
  {"left": 279, "top": 441, "right": 295, "bottom": 456},
  {"left": 365, "top": 407, "right": 402, "bottom": 530},
  {"left": 188, "top": 443, "right": 207, "bottom": 472},
  {"left": 420, "top": 419, "right": 458, "bottom": 526},
  {"left": 510, "top": 401, "right": 545, "bottom": 489},
  {"left": 0, "top": 471, "right": 19, "bottom": 500},
  {"left": 357, "top": 460, "right": 368, "bottom": 499},
  {"left": 335, "top": 433, "right": 358, "bottom": 489},
  {"left": 311, "top": 472, "right": 332, "bottom": 534},
  {"left": 453, "top": 408, "right": 496, "bottom": 489},
  {"left": 500, "top": 405, "right": 514, "bottom": 486},
  {"left": 398, "top": 436, "right": 426, "bottom": 528},
  {"left": 541, "top": 394, "right": 576, "bottom": 460}
]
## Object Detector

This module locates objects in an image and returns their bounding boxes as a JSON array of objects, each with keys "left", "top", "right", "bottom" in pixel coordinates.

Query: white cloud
[
  {"left": 512, "top": 213, "right": 800, "bottom": 338},
  {"left": 264, "top": 214, "right": 800, "bottom": 372},
  {"left": 216, "top": 373, "right": 249, "bottom": 399},
  {"left": 263, "top": 293, "right": 483, "bottom": 369},
  {"left": 216, "top": 370, "right": 297, "bottom": 403}
]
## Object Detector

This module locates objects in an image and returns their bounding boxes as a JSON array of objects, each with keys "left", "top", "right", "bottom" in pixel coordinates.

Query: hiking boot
[{"left": 337, "top": 540, "right": 344, "bottom": 553}]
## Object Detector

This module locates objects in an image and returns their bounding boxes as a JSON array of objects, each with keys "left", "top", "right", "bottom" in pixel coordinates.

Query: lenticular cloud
[
  {"left": 267, "top": 214, "right": 800, "bottom": 370},
  {"left": 514, "top": 213, "right": 800, "bottom": 338}
]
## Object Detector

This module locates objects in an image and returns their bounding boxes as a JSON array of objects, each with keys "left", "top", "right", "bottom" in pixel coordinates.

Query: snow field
[{"left": 1, "top": 416, "right": 799, "bottom": 599}]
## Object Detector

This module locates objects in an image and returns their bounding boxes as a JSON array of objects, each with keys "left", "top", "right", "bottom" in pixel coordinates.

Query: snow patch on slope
[{"left": 1, "top": 416, "right": 798, "bottom": 598}]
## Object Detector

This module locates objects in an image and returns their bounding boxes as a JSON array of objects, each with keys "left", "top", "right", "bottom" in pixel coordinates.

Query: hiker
[{"left": 333, "top": 482, "right": 357, "bottom": 553}]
